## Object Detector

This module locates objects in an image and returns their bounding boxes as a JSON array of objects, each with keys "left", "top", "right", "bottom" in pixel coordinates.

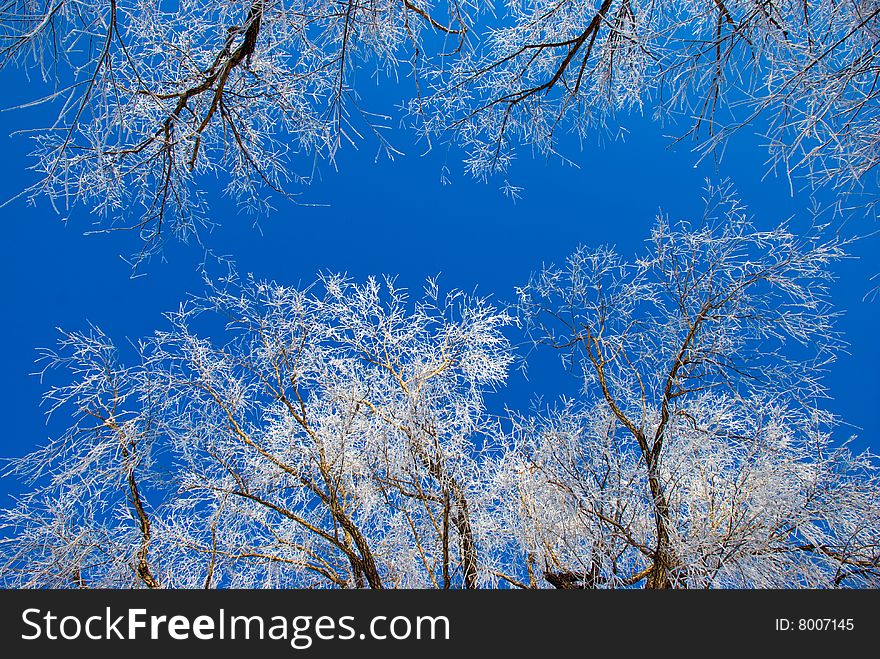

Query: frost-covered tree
[
  {"left": 422, "top": 0, "right": 880, "bottom": 198},
  {"left": 494, "top": 396, "right": 880, "bottom": 588},
  {"left": 0, "top": 273, "right": 513, "bottom": 588},
  {"left": 0, "top": 0, "right": 471, "bottom": 255},
  {"left": 3, "top": 2, "right": 880, "bottom": 258},
  {"left": 2, "top": 187, "right": 878, "bottom": 588},
  {"left": 496, "top": 183, "right": 880, "bottom": 588}
]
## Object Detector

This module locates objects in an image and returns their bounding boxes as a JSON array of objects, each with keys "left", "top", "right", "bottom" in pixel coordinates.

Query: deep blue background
[{"left": 0, "top": 61, "right": 877, "bottom": 507}]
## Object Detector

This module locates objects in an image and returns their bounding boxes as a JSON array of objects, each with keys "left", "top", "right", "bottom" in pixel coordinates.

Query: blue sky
[{"left": 0, "top": 62, "right": 878, "bottom": 505}]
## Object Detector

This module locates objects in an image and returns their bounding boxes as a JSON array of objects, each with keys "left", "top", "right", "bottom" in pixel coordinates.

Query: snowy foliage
[
  {"left": 3, "top": 188, "right": 877, "bottom": 588},
  {"left": 0, "top": 0, "right": 473, "bottom": 255},
  {"left": 1, "top": 272, "right": 513, "bottom": 588},
  {"left": 420, "top": 0, "right": 880, "bottom": 194},
  {"left": 2, "top": 2, "right": 880, "bottom": 256}
]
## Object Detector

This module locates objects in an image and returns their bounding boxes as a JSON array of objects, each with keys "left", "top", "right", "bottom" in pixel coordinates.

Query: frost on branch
[
  {"left": 0, "top": 0, "right": 475, "bottom": 258},
  {"left": 496, "top": 396, "right": 880, "bottom": 588},
  {"left": 2, "top": 186, "right": 878, "bottom": 588},
  {"left": 4, "top": 2, "right": 880, "bottom": 259},
  {"left": 503, "top": 182, "right": 879, "bottom": 588},
  {"left": 1, "top": 273, "right": 513, "bottom": 588},
  {"left": 417, "top": 1, "right": 880, "bottom": 200}
]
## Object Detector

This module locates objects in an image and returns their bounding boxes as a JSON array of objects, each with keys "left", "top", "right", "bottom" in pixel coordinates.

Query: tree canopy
[
  {"left": 1, "top": 1, "right": 879, "bottom": 256},
  {"left": 1, "top": 2, "right": 877, "bottom": 591},
  {"left": 3, "top": 190, "right": 877, "bottom": 588}
]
